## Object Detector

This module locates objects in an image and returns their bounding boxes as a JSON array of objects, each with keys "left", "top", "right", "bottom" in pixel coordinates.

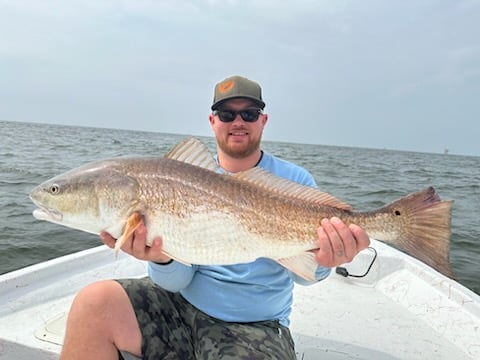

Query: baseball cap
[{"left": 211, "top": 75, "right": 266, "bottom": 110}]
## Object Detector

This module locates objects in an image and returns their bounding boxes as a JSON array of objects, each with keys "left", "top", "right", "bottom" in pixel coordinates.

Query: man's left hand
[{"left": 314, "top": 217, "right": 370, "bottom": 268}]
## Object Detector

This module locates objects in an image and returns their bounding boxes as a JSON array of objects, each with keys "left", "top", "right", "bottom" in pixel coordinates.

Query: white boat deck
[{"left": 0, "top": 240, "right": 479, "bottom": 359}]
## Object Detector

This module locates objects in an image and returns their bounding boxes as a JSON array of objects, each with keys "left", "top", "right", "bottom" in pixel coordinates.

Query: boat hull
[{"left": 0, "top": 241, "right": 478, "bottom": 359}]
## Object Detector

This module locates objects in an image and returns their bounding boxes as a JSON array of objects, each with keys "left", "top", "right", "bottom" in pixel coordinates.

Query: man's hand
[
  {"left": 100, "top": 218, "right": 172, "bottom": 263},
  {"left": 314, "top": 217, "right": 370, "bottom": 268}
]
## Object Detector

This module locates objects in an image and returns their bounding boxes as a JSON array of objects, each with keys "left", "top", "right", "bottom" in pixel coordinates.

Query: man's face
[{"left": 209, "top": 98, "right": 268, "bottom": 159}]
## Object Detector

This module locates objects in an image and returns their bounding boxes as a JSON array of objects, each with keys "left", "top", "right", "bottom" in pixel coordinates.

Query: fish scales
[
  {"left": 30, "top": 137, "right": 454, "bottom": 280},
  {"left": 129, "top": 158, "right": 317, "bottom": 262}
]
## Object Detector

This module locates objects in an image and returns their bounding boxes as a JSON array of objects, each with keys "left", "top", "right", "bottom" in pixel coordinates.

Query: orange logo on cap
[{"left": 218, "top": 80, "right": 235, "bottom": 93}]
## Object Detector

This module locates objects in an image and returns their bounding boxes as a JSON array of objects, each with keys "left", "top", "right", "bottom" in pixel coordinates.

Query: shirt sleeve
[{"left": 147, "top": 261, "right": 196, "bottom": 292}]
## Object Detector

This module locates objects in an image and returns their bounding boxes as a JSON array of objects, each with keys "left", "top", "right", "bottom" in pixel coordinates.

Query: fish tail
[{"left": 378, "top": 187, "right": 454, "bottom": 277}]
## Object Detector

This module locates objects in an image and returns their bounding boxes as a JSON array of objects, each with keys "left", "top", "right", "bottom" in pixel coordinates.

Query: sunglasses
[{"left": 213, "top": 108, "right": 263, "bottom": 123}]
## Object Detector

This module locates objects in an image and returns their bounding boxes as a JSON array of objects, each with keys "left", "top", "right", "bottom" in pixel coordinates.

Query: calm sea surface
[{"left": 1, "top": 120, "right": 479, "bottom": 294}]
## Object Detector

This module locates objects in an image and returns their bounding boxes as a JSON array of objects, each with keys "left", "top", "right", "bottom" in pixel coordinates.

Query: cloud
[{"left": 0, "top": 0, "right": 479, "bottom": 155}]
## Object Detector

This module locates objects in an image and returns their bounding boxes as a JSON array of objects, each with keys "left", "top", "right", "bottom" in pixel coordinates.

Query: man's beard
[{"left": 216, "top": 134, "right": 262, "bottom": 159}]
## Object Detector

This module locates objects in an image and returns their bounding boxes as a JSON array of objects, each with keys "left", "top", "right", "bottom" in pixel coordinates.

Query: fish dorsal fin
[
  {"left": 233, "top": 167, "right": 352, "bottom": 210},
  {"left": 165, "top": 137, "right": 219, "bottom": 172}
]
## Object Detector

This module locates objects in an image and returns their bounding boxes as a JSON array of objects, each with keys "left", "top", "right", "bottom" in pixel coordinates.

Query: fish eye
[{"left": 49, "top": 184, "right": 60, "bottom": 195}]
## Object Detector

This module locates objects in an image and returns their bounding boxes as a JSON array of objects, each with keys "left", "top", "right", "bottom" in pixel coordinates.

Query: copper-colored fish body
[{"left": 30, "top": 138, "right": 453, "bottom": 280}]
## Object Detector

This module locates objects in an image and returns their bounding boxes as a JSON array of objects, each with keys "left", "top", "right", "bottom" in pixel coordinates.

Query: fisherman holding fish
[{"left": 57, "top": 76, "right": 371, "bottom": 359}]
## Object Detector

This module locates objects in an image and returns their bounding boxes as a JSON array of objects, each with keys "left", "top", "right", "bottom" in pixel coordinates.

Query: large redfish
[{"left": 30, "top": 138, "right": 453, "bottom": 280}]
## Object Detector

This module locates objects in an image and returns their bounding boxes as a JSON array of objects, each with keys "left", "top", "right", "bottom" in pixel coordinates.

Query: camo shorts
[{"left": 116, "top": 277, "right": 296, "bottom": 360}]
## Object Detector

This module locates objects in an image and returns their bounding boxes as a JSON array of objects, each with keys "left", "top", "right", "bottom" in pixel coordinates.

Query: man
[{"left": 60, "top": 75, "right": 370, "bottom": 360}]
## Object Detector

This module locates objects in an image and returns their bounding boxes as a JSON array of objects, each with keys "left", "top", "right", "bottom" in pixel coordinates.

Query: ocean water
[{"left": 1, "top": 120, "right": 478, "bottom": 294}]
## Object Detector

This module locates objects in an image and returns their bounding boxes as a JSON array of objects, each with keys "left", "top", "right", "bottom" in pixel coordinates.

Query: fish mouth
[
  {"left": 32, "top": 206, "right": 63, "bottom": 222},
  {"left": 30, "top": 195, "right": 63, "bottom": 222}
]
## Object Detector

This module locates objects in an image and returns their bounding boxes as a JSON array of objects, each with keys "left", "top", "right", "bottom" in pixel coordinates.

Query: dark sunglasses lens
[
  {"left": 217, "top": 110, "right": 236, "bottom": 122},
  {"left": 216, "top": 109, "right": 261, "bottom": 122},
  {"left": 239, "top": 109, "right": 260, "bottom": 122}
]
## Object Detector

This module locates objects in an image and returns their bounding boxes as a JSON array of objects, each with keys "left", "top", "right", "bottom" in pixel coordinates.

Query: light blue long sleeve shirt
[{"left": 148, "top": 151, "right": 331, "bottom": 326}]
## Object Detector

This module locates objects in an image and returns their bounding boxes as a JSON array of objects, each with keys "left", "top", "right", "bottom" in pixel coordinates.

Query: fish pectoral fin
[
  {"left": 277, "top": 252, "right": 318, "bottom": 281},
  {"left": 114, "top": 212, "right": 143, "bottom": 256}
]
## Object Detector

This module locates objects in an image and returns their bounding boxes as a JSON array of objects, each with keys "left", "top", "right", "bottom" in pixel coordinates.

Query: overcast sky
[{"left": 1, "top": 0, "right": 478, "bottom": 156}]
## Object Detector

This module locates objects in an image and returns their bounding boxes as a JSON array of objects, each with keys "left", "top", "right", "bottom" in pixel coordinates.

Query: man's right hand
[{"left": 100, "top": 218, "right": 172, "bottom": 263}]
